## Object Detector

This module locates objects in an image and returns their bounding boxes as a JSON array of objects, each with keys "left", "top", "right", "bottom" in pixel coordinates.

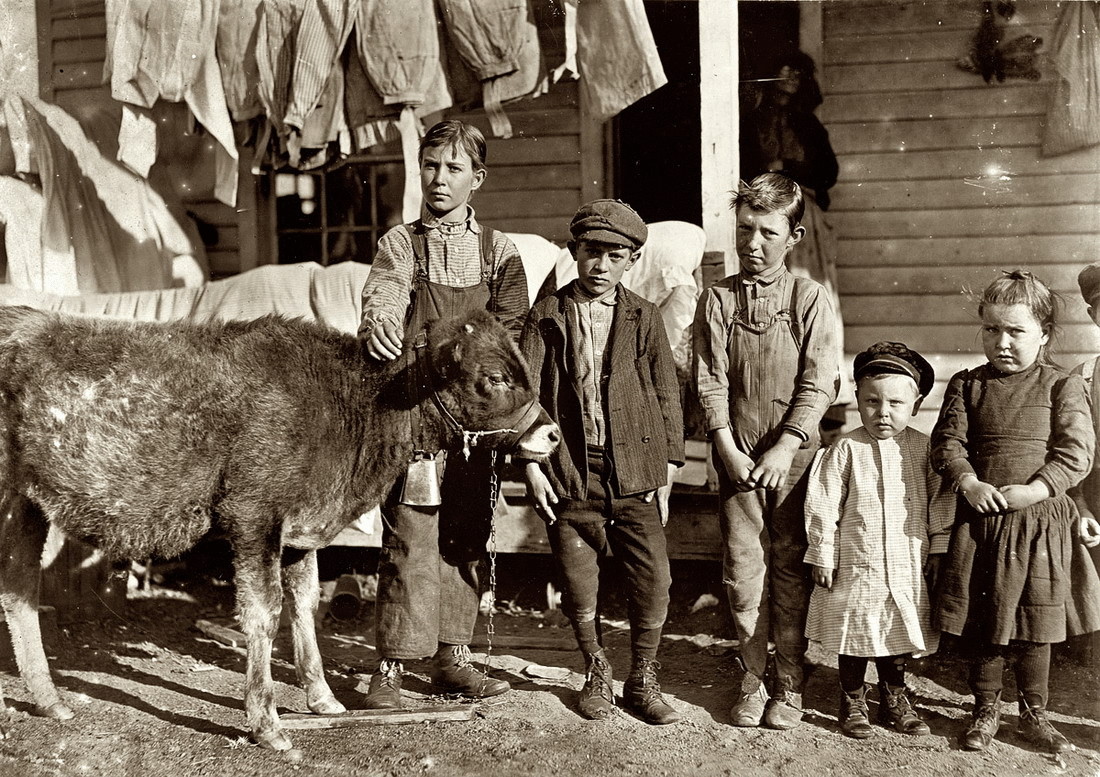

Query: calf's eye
[{"left": 487, "top": 372, "right": 507, "bottom": 385}]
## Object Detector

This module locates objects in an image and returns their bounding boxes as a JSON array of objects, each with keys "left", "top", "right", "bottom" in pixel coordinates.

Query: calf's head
[{"left": 424, "top": 311, "right": 559, "bottom": 461}]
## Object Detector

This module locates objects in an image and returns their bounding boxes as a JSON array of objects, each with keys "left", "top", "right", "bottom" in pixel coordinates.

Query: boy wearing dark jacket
[{"left": 520, "top": 200, "right": 685, "bottom": 725}]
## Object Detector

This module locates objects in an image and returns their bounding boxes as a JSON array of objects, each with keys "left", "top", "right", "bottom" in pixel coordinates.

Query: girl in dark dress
[{"left": 931, "top": 271, "right": 1100, "bottom": 754}]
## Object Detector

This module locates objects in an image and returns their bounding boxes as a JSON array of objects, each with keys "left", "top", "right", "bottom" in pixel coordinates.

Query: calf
[{"left": 0, "top": 306, "right": 558, "bottom": 750}]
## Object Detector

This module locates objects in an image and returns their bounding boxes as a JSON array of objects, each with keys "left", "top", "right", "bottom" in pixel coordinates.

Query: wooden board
[
  {"left": 820, "top": 85, "right": 1047, "bottom": 123},
  {"left": 832, "top": 173, "right": 1100, "bottom": 211},
  {"left": 280, "top": 707, "right": 475, "bottom": 729},
  {"left": 836, "top": 235, "right": 1100, "bottom": 268},
  {"left": 830, "top": 116, "right": 1042, "bottom": 157}
]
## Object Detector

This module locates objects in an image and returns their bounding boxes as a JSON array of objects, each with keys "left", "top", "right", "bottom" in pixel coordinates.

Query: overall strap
[
  {"left": 404, "top": 223, "right": 430, "bottom": 281},
  {"left": 1090, "top": 355, "right": 1100, "bottom": 411},
  {"left": 478, "top": 225, "right": 496, "bottom": 283}
]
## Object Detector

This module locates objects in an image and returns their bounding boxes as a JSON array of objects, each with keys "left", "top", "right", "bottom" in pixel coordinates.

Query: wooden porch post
[{"left": 698, "top": 0, "right": 739, "bottom": 279}]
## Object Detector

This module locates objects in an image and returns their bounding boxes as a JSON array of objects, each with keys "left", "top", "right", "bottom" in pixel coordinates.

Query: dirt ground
[{"left": 0, "top": 550, "right": 1097, "bottom": 777}]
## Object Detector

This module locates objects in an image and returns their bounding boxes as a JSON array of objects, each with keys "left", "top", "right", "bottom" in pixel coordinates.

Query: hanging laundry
[
  {"left": 0, "top": 176, "right": 72, "bottom": 292},
  {"left": 551, "top": 0, "right": 579, "bottom": 84},
  {"left": 283, "top": 0, "right": 360, "bottom": 134},
  {"left": 437, "top": 0, "right": 544, "bottom": 137},
  {"left": 576, "top": 0, "right": 667, "bottom": 124},
  {"left": 1042, "top": 1, "right": 1100, "bottom": 157},
  {"left": 356, "top": 0, "right": 448, "bottom": 220},
  {"left": 256, "top": 0, "right": 307, "bottom": 140},
  {"left": 217, "top": 0, "right": 265, "bottom": 122},
  {"left": 12, "top": 96, "right": 184, "bottom": 294},
  {"left": 105, "top": 0, "right": 239, "bottom": 206}
]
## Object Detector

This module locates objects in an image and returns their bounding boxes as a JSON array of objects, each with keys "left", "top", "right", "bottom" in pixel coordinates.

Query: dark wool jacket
[{"left": 519, "top": 282, "right": 685, "bottom": 499}]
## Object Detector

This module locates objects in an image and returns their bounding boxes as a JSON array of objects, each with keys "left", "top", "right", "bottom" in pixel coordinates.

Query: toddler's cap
[
  {"left": 854, "top": 341, "right": 935, "bottom": 398},
  {"left": 570, "top": 199, "right": 647, "bottom": 250},
  {"left": 1078, "top": 263, "right": 1100, "bottom": 306}
]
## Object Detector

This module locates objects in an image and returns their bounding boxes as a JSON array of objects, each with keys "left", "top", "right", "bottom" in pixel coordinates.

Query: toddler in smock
[{"left": 805, "top": 342, "right": 953, "bottom": 740}]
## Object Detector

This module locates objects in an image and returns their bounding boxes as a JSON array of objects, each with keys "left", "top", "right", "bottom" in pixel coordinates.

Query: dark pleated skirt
[{"left": 935, "top": 494, "right": 1100, "bottom": 645}]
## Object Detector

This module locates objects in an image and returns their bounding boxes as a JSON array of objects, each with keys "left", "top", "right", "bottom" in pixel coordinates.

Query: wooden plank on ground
[
  {"left": 195, "top": 619, "right": 246, "bottom": 649},
  {"left": 280, "top": 706, "right": 475, "bottom": 729}
]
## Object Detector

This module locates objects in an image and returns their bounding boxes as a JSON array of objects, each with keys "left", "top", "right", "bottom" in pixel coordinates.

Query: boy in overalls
[
  {"left": 358, "top": 120, "right": 529, "bottom": 708},
  {"left": 692, "top": 173, "right": 839, "bottom": 729}
]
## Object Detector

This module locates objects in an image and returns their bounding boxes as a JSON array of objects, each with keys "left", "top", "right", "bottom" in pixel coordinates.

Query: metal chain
[{"left": 484, "top": 449, "right": 500, "bottom": 669}]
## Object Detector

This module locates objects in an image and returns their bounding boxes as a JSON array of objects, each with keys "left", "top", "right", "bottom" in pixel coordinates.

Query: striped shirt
[
  {"left": 359, "top": 206, "right": 529, "bottom": 339},
  {"left": 569, "top": 284, "right": 617, "bottom": 447}
]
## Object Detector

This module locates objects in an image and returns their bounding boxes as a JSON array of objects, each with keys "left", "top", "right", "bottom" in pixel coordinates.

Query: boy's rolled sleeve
[
  {"left": 782, "top": 284, "right": 839, "bottom": 439},
  {"left": 359, "top": 228, "right": 415, "bottom": 335},
  {"left": 803, "top": 442, "right": 848, "bottom": 569},
  {"left": 691, "top": 286, "right": 732, "bottom": 433}
]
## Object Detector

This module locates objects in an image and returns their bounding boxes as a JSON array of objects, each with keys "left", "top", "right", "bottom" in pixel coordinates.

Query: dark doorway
[
  {"left": 612, "top": 2, "right": 700, "bottom": 226},
  {"left": 612, "top": 1, "right": 800, "bottom": 227}
]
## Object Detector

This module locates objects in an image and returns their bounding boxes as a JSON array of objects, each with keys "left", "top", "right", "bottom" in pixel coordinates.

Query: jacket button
[{"left": 642, "top": 435, "right": 651, "bottom": 443}]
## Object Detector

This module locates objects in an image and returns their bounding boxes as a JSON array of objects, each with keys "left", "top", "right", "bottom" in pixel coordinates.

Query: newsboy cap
[
  {"left": 854, "top": 341, "right": 935, "bottom": 398},
  {"left": 569, "top": 199, "right": 648, "bottom": 250},
  {"left": 1079, "top": 263, "right": 1100, "bottom": 306}
]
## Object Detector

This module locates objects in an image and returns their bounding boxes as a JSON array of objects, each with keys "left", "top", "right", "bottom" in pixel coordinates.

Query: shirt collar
[
  {"left": 420, "top": 204, "right": 481, "bottom": 235},
  {"left": 740, "top": 263, "right": 787, "bottom": 287},
  {"left": 569, "top": 281, "right": 618, "bottom": 307}
]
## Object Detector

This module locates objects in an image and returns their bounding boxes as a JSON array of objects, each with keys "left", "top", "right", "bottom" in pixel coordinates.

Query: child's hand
[
  {"left": 749, "top": 435, "right": 800, "bottom": 491},
  {"left": 1081, "top": 512, "right": 1100, "bottom": 548},
  {"left": 959, "top": 476, "right": 1009, "bottom": 514},
  {"left": 811, "top": 565, "right": 834, "bottom": 590},
  {"left": 714, "top": 430, "right": 755, "bottom": 487},
  {"left": 923, "top": 554, "right": 943, "bottom": 591},
  {"left": 999, "top": 481, "right": 1051, "bottom": 511},
  {"left": 523, "top": 461, "right": 559, "bottom": 525},
  {"left": 641, "top": 462, "right": 678, "bottom": 527},
  {"left": 365, "top": 320, "right": 404, "bottom": 361}
]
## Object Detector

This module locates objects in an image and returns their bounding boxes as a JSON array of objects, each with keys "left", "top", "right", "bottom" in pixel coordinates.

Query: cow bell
[{"left": 399, "top": 452, "right": 442, "bottom": 507}]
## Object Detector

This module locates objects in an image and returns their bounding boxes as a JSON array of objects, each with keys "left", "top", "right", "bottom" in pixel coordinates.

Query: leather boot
[
  {"left": 839, "top": 684, "right": 873, "bottom": 739},
  {"left": 578, "top": 649, "right": 615, "bottom": 720},
  {"left": 764, "top": 675, "right": 804, "bottom": 730},
  {"left": 962, "top": 692, "right": 1001, "bottom": 751},
  {"left": 878, "top": 682, "right": 930, "bottom": 735},
  {"left": 364, "top": 658, "right": 404, "bottom": 710},
  {"left": 730, "top": 672, "right": 769, "bottom": 727},
  {"left": 1018, "top": 696, "right": 1070, "bottom": 754},
  {"left": 622, "top": 657, "right": 681, "bottom": 725},
  {"left": 431, "top": 645, "right": 510, "bottom": 698}
]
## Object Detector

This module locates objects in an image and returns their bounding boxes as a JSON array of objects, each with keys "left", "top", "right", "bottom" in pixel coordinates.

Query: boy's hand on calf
[
  {"left": 366, "top": 320, "right": 404, "bottom": 361},
  {"left": 524, "top": 462, "right": 559, "bottom": 524},
  {"left": 811, "top": 565, "right": 834, "bottom": 589}
]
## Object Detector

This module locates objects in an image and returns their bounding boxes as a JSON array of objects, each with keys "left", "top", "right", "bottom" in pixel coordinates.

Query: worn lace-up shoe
[
  {"left": 730, "top": 672, "right": 769, "bottom": 727},
  {"left": 878, "top": 683, "right": 930, "bottom": 735},
  {"left": 431, "top": 645, "right": 510, "bottom": 698},
  {"left": 962, "top": 695, "right": 1001, "bottom": 751},
  {"left": 578, "top": 650, "right": 615, "bottom": 720},
  {"left": 764, "top": 676, "right": 804, "bottom": 730},
  {"left": 839, "top": 684, "right": 873, "bottom": 739},
  {"left": 622, "top": 657, "right": 681, "bottom": 725},
  {"left": 364, "top": 658, "right": 404, "bottom": 710},
  {"left": 1018, "top": 700, "right": 1070, "bottom": 754}
]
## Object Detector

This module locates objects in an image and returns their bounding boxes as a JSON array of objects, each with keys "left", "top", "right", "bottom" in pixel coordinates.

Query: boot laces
[
  {"left": 845, "top": 696, "right": 869, "bottom": 720},
  {"left": 378, "top": 659, "right": 403, "bottom": 685},
  {"left": 585, "top": 654, "right": 612, "bottom": 693},
  {"left": 973, "top": 703, "right": 998, "bottom": 730},
  {"left": 1021, "top": 706, "right": 1058, "bottom": 736},
  {"left": 886, "top": 688, "right": 915, "bottom": 715},
  {"left": 449, "top": 644, "right": 474, "bottom": 669}
]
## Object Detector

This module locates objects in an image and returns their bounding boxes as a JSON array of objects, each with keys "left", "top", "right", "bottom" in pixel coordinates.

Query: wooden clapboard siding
[{"left": 822, "top": 0, "right": 1100, "bottom": 389}]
